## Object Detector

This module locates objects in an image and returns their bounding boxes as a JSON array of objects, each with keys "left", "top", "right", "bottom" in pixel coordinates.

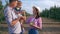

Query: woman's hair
[{"left": 33, "top": 6, "right": 40, "bottom": 19}]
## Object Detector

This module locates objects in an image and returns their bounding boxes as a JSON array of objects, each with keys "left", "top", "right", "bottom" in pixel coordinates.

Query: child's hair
[
  {"left": 33, "top": 6, "right": 40, "bottom": 19},
  {"left": 17, "top": 1, "right": 22, "bottom": 5},
  {"left": 9, "top": 0, "right": 18, "bottom": 3}
]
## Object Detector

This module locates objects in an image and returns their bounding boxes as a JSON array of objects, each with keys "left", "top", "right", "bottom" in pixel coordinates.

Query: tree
[
  {"left": 0, "top": 0, "right": 3, "bottom": 10},
  {"left": 40, "top": 6, "right": 60, "bottom": 20},
  {"left": 0, "top": 0, "right": 5, "bottom": 23}
]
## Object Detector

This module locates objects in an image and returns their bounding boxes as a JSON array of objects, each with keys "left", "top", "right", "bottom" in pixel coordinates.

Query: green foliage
[
  {"left": 0, "top": 0, "right": 5, "bottom": 23},
  {"left": 40, "top": 8, "right": 49, "bottom": 18},
  {"left": 25, "top": 12, "right": 31, "bottom": 16},
  {"left": 40, "top": 6, "right": 60, "bottom": 20},
  {"left": 0, "top": 0, "right": 3, "bottom": 10}
]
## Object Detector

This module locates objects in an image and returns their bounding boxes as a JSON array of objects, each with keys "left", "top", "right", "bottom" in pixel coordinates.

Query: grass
[{"left": 0, "top": 18, "right": 60, "bottom": 34}]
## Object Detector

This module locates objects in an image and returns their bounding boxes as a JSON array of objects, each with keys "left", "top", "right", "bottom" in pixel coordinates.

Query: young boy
[{"left": 14, "top": 1, "right": 26, "bottom": 34}]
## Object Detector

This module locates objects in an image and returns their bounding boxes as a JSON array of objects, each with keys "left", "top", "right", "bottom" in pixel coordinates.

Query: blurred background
[{"left": 0, "top": 0, "right": 60, "bottom": 34}]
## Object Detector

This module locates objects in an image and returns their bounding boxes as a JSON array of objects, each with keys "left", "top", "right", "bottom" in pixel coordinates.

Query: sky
[{"left": 1, "top": 0, "right": 60, "bottom": 14}]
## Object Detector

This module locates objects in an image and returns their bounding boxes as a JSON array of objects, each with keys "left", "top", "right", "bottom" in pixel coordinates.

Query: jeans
[
  {"left": 28, "top": 28, "right": 39, "bottom": 34},
  {"left": 11, "top": 33, "right": 20, "bottom": 34}
]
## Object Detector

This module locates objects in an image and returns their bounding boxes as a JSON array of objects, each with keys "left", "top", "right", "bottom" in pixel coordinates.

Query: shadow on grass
[{"left": 0, "top": 26, "right": 60, "bottom": 32}]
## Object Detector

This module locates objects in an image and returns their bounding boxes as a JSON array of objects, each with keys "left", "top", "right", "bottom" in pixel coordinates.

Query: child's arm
[
  {"left": 22, "top": 11, "right": 26, "bottom": 21},
  {"left": 23, "top": 11, "right": 26, "bottom": 16}
]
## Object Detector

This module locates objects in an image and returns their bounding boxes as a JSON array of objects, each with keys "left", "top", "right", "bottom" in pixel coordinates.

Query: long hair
[{"left": 33, "top": 6, "right": 40, "bottom": 19}]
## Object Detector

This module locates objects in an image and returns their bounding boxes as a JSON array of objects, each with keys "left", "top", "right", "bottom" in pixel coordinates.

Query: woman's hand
[
  {"left": 32, "top": 25, "right": 41, "bottom": 30},
  {"left": 30, "top": 23, "right": 41, "bottom": 30},
  {"left": 30, "top": 22, "right": 33, "bottom": 25}
]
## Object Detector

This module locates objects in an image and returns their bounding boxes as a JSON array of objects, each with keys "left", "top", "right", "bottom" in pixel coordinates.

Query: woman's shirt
[{"left": 26, "top": 16, "right": 42, "bottom": 29}]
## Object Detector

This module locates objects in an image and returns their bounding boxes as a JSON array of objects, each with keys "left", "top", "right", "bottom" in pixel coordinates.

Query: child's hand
[
  {"left": 23, "top": 16, "right": 26, "bottom": 21},
  {"left": 20, "top": 16, "right": 26, "bottom": 21}
]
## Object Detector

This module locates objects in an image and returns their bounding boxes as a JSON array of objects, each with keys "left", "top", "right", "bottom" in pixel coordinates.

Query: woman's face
[{"left": 33, "top": 7, "right": 37, "bottom": 15}]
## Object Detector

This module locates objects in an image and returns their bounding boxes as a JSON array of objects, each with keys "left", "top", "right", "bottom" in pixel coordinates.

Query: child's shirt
[
  {"left": 14, "top": 7, "right": 21, "bottom": 12},
  {"left": 14, "top": 7, "right": 23, "bottom": 18}
]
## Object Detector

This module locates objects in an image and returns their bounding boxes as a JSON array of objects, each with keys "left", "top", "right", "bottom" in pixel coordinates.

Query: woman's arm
[
  {"left": 30, "top": 23, "right": 40, "bottom": 29},
  {"left": 30, "top": 17, "right": 42, "bottom": 30},
  {"left": 38, "top": 17, "right": 42, "bottom": 30}
]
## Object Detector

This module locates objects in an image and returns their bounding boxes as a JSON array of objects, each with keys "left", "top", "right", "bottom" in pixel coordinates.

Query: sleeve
[
  {"left": 38, "top": 17, "right": 42, "bottom": 29},
  {"left": 26, "top": 16, "right": 33, "bottom": 24},
  {"left": 5, "top": 9, "right": 13, "bottom": 25}
]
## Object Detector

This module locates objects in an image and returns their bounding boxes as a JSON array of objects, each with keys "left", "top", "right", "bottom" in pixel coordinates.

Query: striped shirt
[{"left": 4, "top": 6, "right": 22, "bottom": 34}]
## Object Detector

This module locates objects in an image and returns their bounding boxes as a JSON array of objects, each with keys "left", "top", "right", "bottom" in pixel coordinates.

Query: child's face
[{"left": 17, "top": 2, "right": 22, "bottom": 8}]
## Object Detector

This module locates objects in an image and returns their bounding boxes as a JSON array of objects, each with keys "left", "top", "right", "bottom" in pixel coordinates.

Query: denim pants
[
  {"left": 11, "top": 33, "right": 20, "bottom": 34},
  {"left": 28, "top": 28, "right": 39, "bottom": 34}
]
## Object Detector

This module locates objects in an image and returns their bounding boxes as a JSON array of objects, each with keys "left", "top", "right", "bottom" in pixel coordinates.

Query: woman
[{"left": 26, "top": 6, "right": 42, "bottom": 34}]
